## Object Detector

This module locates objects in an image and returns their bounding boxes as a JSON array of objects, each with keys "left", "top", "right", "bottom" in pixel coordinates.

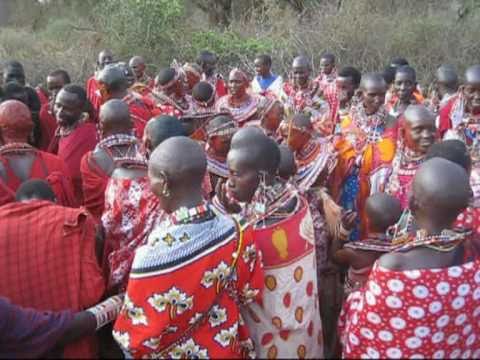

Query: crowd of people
[{"left": 0, "top": 48, "right": 479, "bottom": 359}]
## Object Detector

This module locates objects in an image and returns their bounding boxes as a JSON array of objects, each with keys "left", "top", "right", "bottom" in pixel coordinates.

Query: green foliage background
[{"left": 1, "top": 0, "right": 479, "bottom": 87}]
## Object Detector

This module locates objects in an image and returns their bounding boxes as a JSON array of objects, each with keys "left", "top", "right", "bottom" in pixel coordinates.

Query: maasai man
[
  {"left": 314, "top": 52, "right": 337, "bottom": 91},
  {"left": 439, "top": 64, "right": 480, "bottom": 140},
  {"left": 250, "top": 54, "right": 283, "bottom": 99},
  {"left": 323, "top": 66, "right": 362, "bottom": 130},
  {"left": 2, "top": 60, "right": 42, "bottom": 117},
  {"left": 49, "top": 85, "right": 98, "bottom": 204},
  {"left": 80, "top": 99, "right": 143, "bottom": 220},
  {"left": 216, "top": 68, "right": 261, "bottom": 127},
  {"left": 181, "top": 62, "right": 202, "bottom": 95},
  {"left": 0, "top": 292, "right": 123, "bottom": 359},
  {"left": 386, "top": 65, "right": 424, "bottom": 120},
  {"left": 0, "top": 179, "right": 105, "bottom": 358},
  {"left": 341, "top": 158, "right": 480, "bottom": 359},
  {"left": 102, "top": 116, "right": 187, "bottom": 295},
  {"left": 113, "top": 137, "right": 263, "bottom": 358},
  {"left": 2, "top": 81, "right": 42, "bottom": 147},
  {"left": 129, "top": 55, "right": 154, "bottom": 95},
  {"left": 282, "top": 56, "right": 331, "bottom": 135},
  {"left": 38, "top": 69, "right": 71, "bottom": 150},
  {"left": 331, "top": 73, "right": 391, "bottom": 239},
  {"left": 247, "top": 96, "right": 284, "bottom": 139},
  {"left": 86, "top": 49, "right": 114, "bottom": 113},
  {"left": 364, "top": 105, "right": 436, "bottom": 212},
  {"left": 426, "top": 64, "right": 458, "bottom": 115},
  {"left": 205, "top": 114, "right": 237, "bottom": 192},
  {"left": 217, "top": 128, "right": 323, "bottom": 358},
  {"left": 97, "top": 64, "right": 154, "bottom": 139},
  {"left": 0, "top": 100, "right": 75, "bottom": 206},
  {"left": 196, "top": 50, "right": 227, "bottom": 98},
  {"left": 149, "top": 67, "right": 192, "bottom": 117}
]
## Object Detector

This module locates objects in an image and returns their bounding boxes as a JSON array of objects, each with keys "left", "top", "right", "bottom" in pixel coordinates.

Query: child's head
[
  {"left": 365, "top": 193, "right": 402, "bottom": 233},
  {"left": 278, "top": 144, "right": 297, "bottom": 180}
]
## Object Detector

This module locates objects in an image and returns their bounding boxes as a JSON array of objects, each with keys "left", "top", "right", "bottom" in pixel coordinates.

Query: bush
[{"left": 1, "top": 0, "right": 479, "bottom": 87}]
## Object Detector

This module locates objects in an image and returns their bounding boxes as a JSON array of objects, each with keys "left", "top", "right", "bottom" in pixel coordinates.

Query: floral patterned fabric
[{"left": 113, "top": 214, "right": 264, "bottom": 358}]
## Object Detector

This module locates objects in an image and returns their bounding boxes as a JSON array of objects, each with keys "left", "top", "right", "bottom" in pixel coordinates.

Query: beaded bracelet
[{"left": 86, "top": 294, "right": 125, "bottom": 330}]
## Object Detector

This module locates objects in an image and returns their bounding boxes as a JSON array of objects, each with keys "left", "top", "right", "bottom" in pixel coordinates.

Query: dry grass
[{"left": 1, "top": 0, "right": 479, "bottom": 87}]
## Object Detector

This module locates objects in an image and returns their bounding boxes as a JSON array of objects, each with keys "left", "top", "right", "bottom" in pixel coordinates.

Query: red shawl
[
  {"left": 80, "top": 151, "right": 109, "bottom": 220},
  {"left": 0, "top": 150, "right": 76, "bottom": 207},
  {"left": 123, "top": 94, "right": 154, "bottom": 139},
  {"left": 52, "top": 122, "right": 98, "bottom": 204},
  {"left": 0, "top": 200, "right": 105, "bottom": 358},
  {"left": 38, "top": 103, "right": 58, "bottom": 151}
]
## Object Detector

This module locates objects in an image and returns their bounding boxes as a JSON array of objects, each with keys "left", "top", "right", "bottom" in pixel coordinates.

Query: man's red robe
[
  {"left": 0, "top": 150, "right": 76, "bottom": 207},
  {"left": 38, "top": 103, "right": 57, "bottom": 151},
  {"left": 50, "top": 122, "right": 98, "bottom": 205},
  {"left": 0, "top": 200, "right": 105, "bottom": 358},
  {"left": 86, "top": 75, "right": 103, "bottom": 115},
  {"left": 80, "top": 151, "right": 110, "bottom": 221}
]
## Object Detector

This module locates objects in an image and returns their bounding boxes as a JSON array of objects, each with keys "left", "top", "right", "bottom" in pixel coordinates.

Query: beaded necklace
[
  {"left": 344, "top": 232, "right": 393, "bottom": 252},
  {"left": 97, "top": 134, "right": 145, "bottom": 167},
  {"left": 385, "top": 144, "right": 425, "bottom": 196},
  {"left": 0, "top": 142, "right": 35, "bottom": 155},
  {"left": 168, "top": 202, "right": 215, "bottom": 226},
  {"left": 247, "top": 179, "right": 299, "bottom": 225},
  {"left": 393, "top": 228, "right": 467, "bottom": 253},
  {"left": 350, "top": 104, "right": 387, "bottom": 145}
]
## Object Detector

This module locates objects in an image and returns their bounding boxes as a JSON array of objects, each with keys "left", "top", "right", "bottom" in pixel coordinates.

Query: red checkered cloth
[{"left": 0, "top": 200, "right": 105, "bottom": 358}]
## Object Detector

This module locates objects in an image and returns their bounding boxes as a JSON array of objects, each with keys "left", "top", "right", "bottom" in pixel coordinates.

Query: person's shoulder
[{"left": 377, "top": 251, "right": 405, "bottom": 270}]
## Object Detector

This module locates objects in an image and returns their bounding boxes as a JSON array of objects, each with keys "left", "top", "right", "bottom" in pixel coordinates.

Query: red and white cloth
[
  {"left": 339, "top": 259, "right": 480, "bottom": 359},
  {"left": 102, "top": 176, "right": 163, "bottom": 292}
]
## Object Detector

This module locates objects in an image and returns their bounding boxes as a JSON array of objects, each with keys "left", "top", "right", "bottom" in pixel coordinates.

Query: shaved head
[
  {"left": 404, "top": 105, "right": 435, "bottom": 126},
  {"left": 395, "top": 65, "right": 416, "bottom": 82},
  {"left": 0, "top": 100, "right": 33, "bottom": 141},
  {"left": 229, "top": 129, "right": 280, "bottom": 175},
  {"left": 320, "top": 53, "right": 335, "bottom": 63},
  {"left": 360, "top": 73, "right": 387, "bottom": 91},
  {"left": 145, "top": 115, "right": 186, "bottom": 151},
  {"left": 292, "top": 56, "right": 310, "bottom": 69},
  {"left": 278, "top": 144, "right": 297, "bottom": 180},
  {"left": 99, "top": 99, "right": 132, "bottom": 135},
  {"left": 156, "top": 68, "right": 176, "bottom": 86},
  {"left": 436, "top": 65, "right": 458, "bottom": 84},
  {"left": 413, "top": 158, "right": 470, "bottom": 224},
  {"left": 465, "top": 65, "right": 480, "bottom": 85},
  {"left": 366, "top": 193, "right": 402, "bottom": 232},
  {"left": 129, "top": 55, "right": 145, "bottom": 68},
  {"left": 292, "top": 113, "right": 312, "bottom": 129},
  {"left": 16, "top": 179, "right": 56, "bottom": 202},
  {"left": 230, "top": 126, "right": 265, "bottom": 150},
  {"left": 97, "top": 64, "right": 128, "bottom": 92},
  {"left": 149, "top": 136, "right": 206, "bottom": 189}
]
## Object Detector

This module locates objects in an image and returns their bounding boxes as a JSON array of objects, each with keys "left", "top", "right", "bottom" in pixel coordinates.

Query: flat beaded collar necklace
[
  {"left": 168, "top": 202, "right": 215, "bottom": 225},
  {"left": 0, "top": 142, "right": 35, "bottom": 155},
  {"left": 393, "top": 228, "right": 467, "bottom": 253}
]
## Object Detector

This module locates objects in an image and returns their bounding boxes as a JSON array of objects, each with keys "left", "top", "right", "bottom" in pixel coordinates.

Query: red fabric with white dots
[{"left": 340, "top": 259, "right": 480, "bottom": 359}]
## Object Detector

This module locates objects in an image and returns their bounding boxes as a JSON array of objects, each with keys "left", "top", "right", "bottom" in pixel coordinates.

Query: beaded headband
[{"left": 207, "top": 121, "right": 237, "bottom": 137}]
